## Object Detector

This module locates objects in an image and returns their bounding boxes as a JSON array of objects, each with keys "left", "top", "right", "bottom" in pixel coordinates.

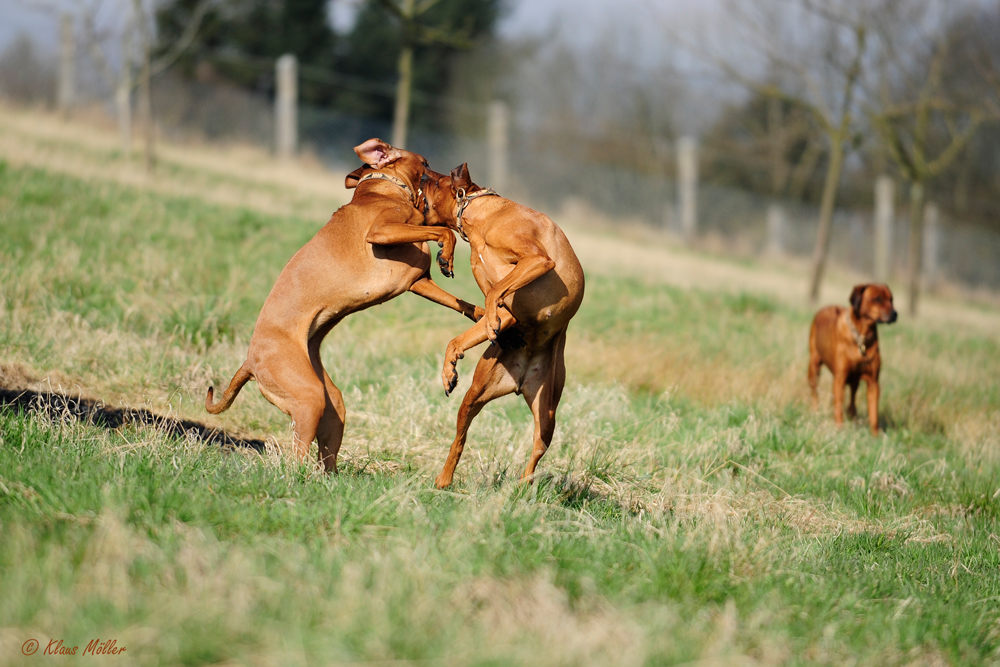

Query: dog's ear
[
  {"left": 354, "top": 138, "right": 402, "bottom": 169},
  {"left": 849, "top": 284, "right": 867, "bottom": 318},
  {"left": 344, "top": 166, "right": 365, "bottom": 189},
  {"left": 450, "top": 163, "right": 472, "bottom": 191}
]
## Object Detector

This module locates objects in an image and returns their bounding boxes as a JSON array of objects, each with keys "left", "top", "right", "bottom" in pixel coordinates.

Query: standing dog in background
[
  {"left": 808, "top": 284, "right": 898, "bottom": 434},
  {"left": 206, "top": 139, "right": 481, "bottom": 472},
  {"left": 423, "top": 163, "right": 585, "bottom": 488}
]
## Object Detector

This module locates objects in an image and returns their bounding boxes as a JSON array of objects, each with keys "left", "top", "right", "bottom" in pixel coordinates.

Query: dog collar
[
  {"left": 847, "top": 315, "right": 868, "bottom": 356},
  {"left": 357, "top": 171, "right": 420, "bottom": 207},
  {"left": 454, "top": 187, "right": 500, "bottom": 241}
]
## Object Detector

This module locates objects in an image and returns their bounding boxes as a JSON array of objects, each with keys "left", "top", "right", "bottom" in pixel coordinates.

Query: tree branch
[{"left": 150, "top": 0, "right": 213, "bottom": 76}]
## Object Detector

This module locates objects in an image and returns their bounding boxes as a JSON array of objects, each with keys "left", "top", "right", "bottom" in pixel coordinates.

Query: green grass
[{"left": 1, "top": 160, "right": 999, "bottom": 665}]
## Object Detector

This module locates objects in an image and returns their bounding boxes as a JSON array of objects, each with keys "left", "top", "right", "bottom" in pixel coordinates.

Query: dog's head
[
  {"left": 344, "top": 138, "right": 430, "bottom": 209},
  {"left": 422, "top": 163, "right": 480, "bottom": 230},
  {"left": 850, "top": 283, "right": 898, "bottom": 324}
]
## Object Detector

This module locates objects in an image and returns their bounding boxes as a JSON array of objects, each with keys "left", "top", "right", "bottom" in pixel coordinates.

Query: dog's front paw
[
  {"left": 484, "top": 303, "right": 502, "bottom": 343},
  {"left": 442, "top": 345, "right": 464, "bottom": 395},
  {"left": 436, "top": 248, "right": 455, "bottom": 278},
  {"left": 436, "top": 232, "right": 456, "bottom": 278}
]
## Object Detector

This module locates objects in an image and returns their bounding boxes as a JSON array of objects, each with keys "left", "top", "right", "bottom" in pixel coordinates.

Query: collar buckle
[{"left": 454, "top": 187, "right": 499, "bottom": 242}]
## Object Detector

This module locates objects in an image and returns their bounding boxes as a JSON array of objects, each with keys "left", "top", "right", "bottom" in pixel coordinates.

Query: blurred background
[{"left": 2, "top": 0, "right": 999, "bottom": 309}]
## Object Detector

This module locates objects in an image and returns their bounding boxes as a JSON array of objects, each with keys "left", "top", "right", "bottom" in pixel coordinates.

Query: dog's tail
[{"left": 206, "top": 363, "right": 252, "bottom": 414}]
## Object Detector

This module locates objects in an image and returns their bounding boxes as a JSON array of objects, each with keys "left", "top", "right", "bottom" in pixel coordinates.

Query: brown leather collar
[
  {"left": 357, "top": 171, "right": 420, "bottom": 206},
  {"left": 847, "top": 315, "right": 870, "bottom": 355},
  {"left": 454, "top": 187, "right": 500, "bottom": 241}
]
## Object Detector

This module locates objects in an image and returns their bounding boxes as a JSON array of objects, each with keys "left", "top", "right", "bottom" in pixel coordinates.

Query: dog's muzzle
[{"left": 885, "top": 310, "right": 898, "bottom": 323}]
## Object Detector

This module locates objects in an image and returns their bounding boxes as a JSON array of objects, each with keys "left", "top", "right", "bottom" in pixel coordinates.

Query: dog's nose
[{"left": 887, "top": 310, "right": 898, "bottom": 323}]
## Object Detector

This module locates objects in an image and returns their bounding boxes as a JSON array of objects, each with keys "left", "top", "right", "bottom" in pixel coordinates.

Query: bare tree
[
  {"left": 867, "top": 4, "right": 983, "bottom": 315},
  {"left": 702, "top": 92, "right": 825, "bottom": 202},
  {"left": 373, "top": 0, "right": 471, "bottom": 149},
  {"left": 964, "top": 6, "right": 1000, "bottom": 120},
  {"left": 670, "top": 0, "right": 876, "bottom": 302},
  {"left": 77, "top": 0, "right": 210, "bottom": 169}
]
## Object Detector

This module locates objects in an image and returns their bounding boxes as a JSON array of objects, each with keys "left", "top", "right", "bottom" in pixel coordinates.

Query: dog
[
  {"left": 808, "top": 283, "right": 898, "bottom": 434},
  {"left": 206, "top": 138, "right": 482, "bottom": 472},
  {"left": 422, "top": 163, "right": 585, "bottom": 488}
]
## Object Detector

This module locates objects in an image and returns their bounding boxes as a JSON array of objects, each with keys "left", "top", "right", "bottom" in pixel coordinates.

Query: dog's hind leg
[
  {"left": 435, "top": 346, "right": 519, "bottom": 489},
  {"left": 831, "top": 369, "right": 848, "bottom": 427},
  {"left": 316, "top": 373, "right": 346, "bottom": 473},
  {"left": 308, "top": 336, "right": 346, "bottom": 473},
  {"left": 807, "top": 346, "right": 822, "bottom": 411},
  {"left": 520, "top": 332, "right": 566, "bottom": 482},
  {"left": 256, "top": 353, "right": 327, "bottom": 464},
  {"left": 865, "top": 377, "right": 880, "bottom": 435}
]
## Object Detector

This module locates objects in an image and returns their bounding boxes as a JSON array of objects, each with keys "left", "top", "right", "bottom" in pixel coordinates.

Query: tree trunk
[
  {"left": 768, "top": 96, "right": 788, "bottom": 196},
  {"left": 391, "top": 42, "right": 413, "bottom": 149},
  {"left": 907, "top": 180, "right": 925, "bottom": 316},
  {"left": 808, "top": 135, "right": 846, "bottom": 302},
  {"left": 139, "top": 53, "right": 154, "bottom": 171},
  {"left": 134, "top": 0, "right": 155, "bottom": 172}
]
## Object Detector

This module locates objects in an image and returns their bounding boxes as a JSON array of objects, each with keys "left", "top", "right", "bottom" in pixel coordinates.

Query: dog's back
[
  {"left": 250, "top": 189, "right": 431, "bottom": 345},
  {"left": 482, "top": 200, "right": 585, "bottom": 327}
]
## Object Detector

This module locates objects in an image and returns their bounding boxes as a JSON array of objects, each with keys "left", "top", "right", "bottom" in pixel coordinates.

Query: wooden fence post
[
  {"left": 677, "top": 136, "right": 698, "bottom": 242},
  {"left": 57, "top": 14, "right": 75, "bottom": 114},
  {"left": 923, "top": 203, "right": 940, "bottom": 290},
  {"left": 115, "top": 80, "right": 131, "bottom": 154},
  {"left": 874, "top": 175, "right": 894, "bottom": 282},
  {"left": 275, "top": 54, "right": 297, "bottom": 160},
  {"left": 766, "top": 204, "right": 785, "bottom": 256}
]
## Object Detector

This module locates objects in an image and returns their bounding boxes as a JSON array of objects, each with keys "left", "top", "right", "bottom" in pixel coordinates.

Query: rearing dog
[
  {"left": 423, "top": 163, "right": 585, "bottom": 488},
  {"left": 808, "top": 283, "right": 898, "bottom": 434},
  {"left": 206, "top": 139, "right": 481, "bottom": 472}
]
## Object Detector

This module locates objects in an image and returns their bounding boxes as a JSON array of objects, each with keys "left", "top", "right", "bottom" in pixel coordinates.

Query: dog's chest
[{"left": 846, "top": 342, "right": 879, "bottom": 372}]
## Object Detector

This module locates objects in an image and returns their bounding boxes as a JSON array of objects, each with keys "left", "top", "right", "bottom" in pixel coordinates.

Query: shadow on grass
[
  {"left": 0, "top": 386, "right": 266, "bottom": 451},
  {"left": 530, "top": 471, "right": 638, "bottom": 515}
]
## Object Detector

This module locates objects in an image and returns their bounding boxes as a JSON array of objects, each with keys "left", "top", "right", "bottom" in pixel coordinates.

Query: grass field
[{"left": 1, "top": 109, "right": 999, "bottom": 665}]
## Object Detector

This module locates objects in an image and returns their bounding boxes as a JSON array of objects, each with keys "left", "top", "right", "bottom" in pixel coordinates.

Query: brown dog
[
  {"left": 206, "top": 139, "right": 481, "bottom": 472},
  {"left": 808, "top": 283, "right": 898, "bottom": 434},
  {"left": 423, "top": 163, "right": 585, "bottom": 488}
]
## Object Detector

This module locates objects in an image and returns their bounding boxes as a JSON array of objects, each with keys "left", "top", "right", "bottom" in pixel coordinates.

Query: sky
[
  {"left": 2, "top": 0, "right": 718, "bottom": 57},
  {"left": 1, "top": 0, "right": 62, "bottom": 54}
]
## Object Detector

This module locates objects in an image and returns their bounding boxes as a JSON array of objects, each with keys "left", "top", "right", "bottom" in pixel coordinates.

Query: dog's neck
[
  {"left": 848, "top": 311, "right": 877, "bottom": 355},
  {"left": 452, "top": 186, "right": 500, "bottom": 241},
  {"left": 357, "top": 171, "right": 419, "bottom": 206}
]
